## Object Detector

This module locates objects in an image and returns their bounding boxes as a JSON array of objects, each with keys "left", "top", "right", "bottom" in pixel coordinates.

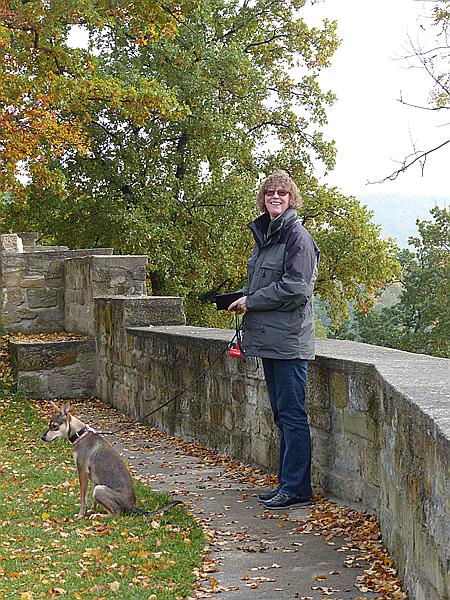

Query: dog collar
[{"left": 69, "top": 425, "right": 96, "bottom": 445}]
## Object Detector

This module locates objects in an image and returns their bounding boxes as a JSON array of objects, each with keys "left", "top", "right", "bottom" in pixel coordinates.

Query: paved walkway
[{"left": 72, "top": 398, "right": 383, "bottom": 600}]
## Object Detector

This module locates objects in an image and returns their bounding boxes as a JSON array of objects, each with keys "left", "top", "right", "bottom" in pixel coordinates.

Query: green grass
[{"left": 0, "top": 364, "right": 204, "bottom": 599}]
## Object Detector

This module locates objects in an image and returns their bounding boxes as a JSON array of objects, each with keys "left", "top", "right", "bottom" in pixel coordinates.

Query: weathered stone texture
[
  {"left": 1, "top": 244, "right": 113, "bottom": 333},
  {"left": 96, "top": 324, "right": 449, "bottom": 600},
  {"left": 0, "top": 234, "right": 23, "bottom": 253},
  {"left": 95, "top": 296, "right": 186, "bottom": 420},
  {"left": 9, "top": 338, "right": 96, "bottom": 399},
  {"left": 17, "top": 232, "right": 38, "bottom": 247},
  {"left": 64, "top": 255, "right": 148, "bottom": 335}
]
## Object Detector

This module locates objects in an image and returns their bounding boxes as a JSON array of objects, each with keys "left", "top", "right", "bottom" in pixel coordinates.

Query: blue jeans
[{"left": 262, "top": 358, "right": 312, "bottom": 499}]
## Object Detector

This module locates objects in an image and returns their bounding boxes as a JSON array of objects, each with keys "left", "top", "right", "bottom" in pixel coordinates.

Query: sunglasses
[{"left": 264, "top": 189, "right": 289, "bottom": 197}]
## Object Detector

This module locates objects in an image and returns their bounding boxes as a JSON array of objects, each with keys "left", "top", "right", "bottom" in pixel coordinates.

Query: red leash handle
[{"left": 228, "top": 313, "right": 244, "bottom": 359}]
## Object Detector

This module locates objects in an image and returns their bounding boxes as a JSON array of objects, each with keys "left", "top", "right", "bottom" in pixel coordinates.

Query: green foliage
[
  {"left": 303, "top": 185, "right": 399, "bottom": 322},
  {"left": 1, "top": 0, "right": 399, "bottom": 326},
  {"left": 337, "top": 207, "right": 450, "bottom": 358},
  {"left": 429, "top": 1, "right": 449, "bottom": 110},
  {"left": 0, "top": 0, "right": 193, "bottom": 192}
]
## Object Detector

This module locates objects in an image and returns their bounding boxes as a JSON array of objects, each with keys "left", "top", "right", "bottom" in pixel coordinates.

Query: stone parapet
[
  {"left": 100, "top": 326, "right": 448, "bottom": 600},
  {"left": 17, "top": 232, "right": 39, "bottom": 248},
  {"left": 95, "top": 296, "right": 186, "bottom": 412},
  {"left": 0, "top": 246, "right": 113, "bottom": 333},
  {"left": 9, "top": 337, "right": 96, "bottom": 399},
  {"left": 95, "top": 296, "right": 186, "bottom": 411},
  {"left": 64, "top": 255, "right": 148, "bottom": 335}
]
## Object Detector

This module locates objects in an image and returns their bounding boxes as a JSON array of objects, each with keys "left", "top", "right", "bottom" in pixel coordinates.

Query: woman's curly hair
[{"left": 256, "top": 170, "right": 303, "bottom": 213}]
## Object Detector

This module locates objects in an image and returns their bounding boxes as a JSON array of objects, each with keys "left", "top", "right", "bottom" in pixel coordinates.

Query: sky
[
  {"left": 300, "top": 0, "right": 449, "bottom": 199},
  {"left": 67, "top": 2, "right": 449, "bottom": 200}
]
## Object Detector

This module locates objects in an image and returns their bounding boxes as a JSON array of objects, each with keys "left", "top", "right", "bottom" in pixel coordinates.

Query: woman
[{"left": 228, "top": 171, "right": 319, "bottom": 509}]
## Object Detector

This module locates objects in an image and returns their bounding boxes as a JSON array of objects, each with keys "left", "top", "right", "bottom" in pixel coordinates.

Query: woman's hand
[{"left": 228, "top": 296, "right": 247, "bottom": 313}]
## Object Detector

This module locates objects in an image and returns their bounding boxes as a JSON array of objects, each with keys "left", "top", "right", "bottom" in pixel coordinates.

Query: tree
[
  {"left": 1, "top": 0, "right": 399, "bottom": 326},
  {"left": 341, "top": 207, "right": 449, "bottom": 358},
  {"left": 372, "top": 0, "right": 449, "bottom": 183},
  {"left": 0, "top": 0, "right": 193, "bottom": 195}
]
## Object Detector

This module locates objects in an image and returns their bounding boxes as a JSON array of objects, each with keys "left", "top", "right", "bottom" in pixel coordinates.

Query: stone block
[
  {"left": 27, "top": 288, "right": 59, "bottom": 308},
  {"left": 310, "top": 430, "right": 330, "bottom": 470},
  {"left": 358, "top": 446, "right": 380, "bottom": 484},
  {"left": 123, "top": 296, "right": 185, "bottom": 327},
  {"left": 412, "top": 520, "right": 449, "bottom": 600},
  {"left": 31, "top": 308, "right": 65, "bottom": 332},
  {"left": 47, "top": 367, "right": 95, "bottom": 398},
  {"left": 0, "top": 254, "right": 26, "bottom": 272},
  {"left": 9, "top": 306, "right": 38, "bottom": 321},
  {"left": 251, "top": 436, "right": 272, "bottom": 466},
  {"left": 46, "top": 278, "right": 64, "bottom": 289},
  {"left": 210, "top": 403, "right": 223, "bottom": 427},
  {"left": 329, "top": 371, "right": 349, "bottom": 408},
  {"left": 343, "top": 413, "right": 376, "bottom": 442},
  {"left": 4, "top": 287, "right": 26, "bottom": 306},
  {"left": 325, "top": 471, "right": 365, "bottom": 504},
  {"left": 0, "top": 233, "right": 23, "bottom": 252},
  {"left": 330, "top": 432, "right": 362, "bottom": 473},
  {"left": 20, "top": 276, "right": 46, "bottom": 288},
  {"left": 348, "top": 374, "right": 377, "bottom": 413},
  {"left": 11, "top": 336, "right": 96, "bottom": 399},
  {"left": 10, "top": 339, "right": 94, "bottom": 373},
  {"left": 17, "top": 232, "right": 38, "bottom": 247},
  {"left": 309, "top": 408, "right": 331, "bottom": 431},
  {"left": 0, "top": 272, "right": 21, "bottom": 287},
  {"left": 17, "top": 372, "right": 48, "bottom": 397},
  {"left": 361, "top": 483, "right": 380, "bottom": 508}
]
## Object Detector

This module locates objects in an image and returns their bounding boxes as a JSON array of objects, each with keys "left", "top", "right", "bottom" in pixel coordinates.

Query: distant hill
[{"left": 359, "top": 193, "right": 448, "bottom": 248}]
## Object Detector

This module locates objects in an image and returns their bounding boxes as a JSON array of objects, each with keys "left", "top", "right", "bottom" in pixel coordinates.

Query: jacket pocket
[
  {"left": 259, "top": 266, "right": 283, "bottom": 285},
  {"left": 244, "top": 321, "right": 299, "bottom": 358},
  {"left": 258, "top": 324, "right": 299, "bottom": 357}
]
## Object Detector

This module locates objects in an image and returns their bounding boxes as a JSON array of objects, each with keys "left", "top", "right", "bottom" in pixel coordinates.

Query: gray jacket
[{"left": 241, "top": 208, "right": 319, "bottom": 360}]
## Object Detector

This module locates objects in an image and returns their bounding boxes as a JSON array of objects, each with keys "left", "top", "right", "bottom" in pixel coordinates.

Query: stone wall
[
  {"left": 0, "top": 233, "right": 112, "bottom": 333},
  {"left": 94, "top": 311, "right": 449, "bottom": 600},
  {"left": 9, "top": 337, "right": 96, "bottom": 399},
  {"left": 64, "top": 255, "right": 148, "bottom": 335},
  {"left": 2, "top": 232, "right": 448, "bottom": 600},
  {"left": 95, "top": 296, "right": 186, "bottom": 408}
]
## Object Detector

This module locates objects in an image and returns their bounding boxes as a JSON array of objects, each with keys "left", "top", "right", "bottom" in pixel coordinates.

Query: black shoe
[
  {"left": 257, "top": 488, "right": 280, "bottom": 502},
  {"left": 261, "top": 492, "right": 312, "bottom": 510}
]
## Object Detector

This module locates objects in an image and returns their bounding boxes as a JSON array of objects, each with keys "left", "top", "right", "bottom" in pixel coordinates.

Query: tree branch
[
  {"left": 368, "top": 139, "right": 450, "bottom": 184},
  {"left": 398, "top": 94, "right": 450, "bottom": 111},
  {"left": 247, "top": 120, "right": 291, "bottom": 133},
  {"left": 244, "top": 32, "right": 289, "bottom": 52}
]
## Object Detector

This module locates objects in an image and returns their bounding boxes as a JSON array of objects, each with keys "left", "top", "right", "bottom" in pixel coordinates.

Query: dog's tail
[{"left": 132, "top": 500, "right": 183, "bottom": 518}]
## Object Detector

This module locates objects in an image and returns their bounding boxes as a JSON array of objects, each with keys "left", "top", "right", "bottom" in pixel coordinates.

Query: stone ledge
[
  {"left": 130, "top": 328, "right": 449, "bottom": 439},
  {"left": 9, "top": 337, "right": 96, "bottom": 399},
  {"left": 117, "top": 326, "right": 449, "bottom": 600},
  {"left": 23, "top": 248, "right": 113, "bottom": 259},
  {"left": 96, "top": 296, "right": 186, "bottom": 329},
  {"left": 65, "top": 254, "right": 147, "bottom": 267}
]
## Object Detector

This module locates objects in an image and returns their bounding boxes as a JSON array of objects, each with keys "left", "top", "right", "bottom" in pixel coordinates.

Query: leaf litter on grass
[
  {"left": 8, "top": 335, "right": 408, "bottom": 599},
  {"left": 0, "top": 336, "right": 205, "bottom": 600}
]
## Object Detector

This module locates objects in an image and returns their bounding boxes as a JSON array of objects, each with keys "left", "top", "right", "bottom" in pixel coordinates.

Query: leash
[
  {"left": 96, "top": 325, "right": 244, "bottom": 436},
  {"left": 228, "top": 312, "right": 244, "bottom": 359}
]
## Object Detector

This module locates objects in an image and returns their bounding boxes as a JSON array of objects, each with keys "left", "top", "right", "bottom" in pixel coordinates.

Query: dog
[{"left": 41, "top": 401, "right": 180, "bottom": 519}]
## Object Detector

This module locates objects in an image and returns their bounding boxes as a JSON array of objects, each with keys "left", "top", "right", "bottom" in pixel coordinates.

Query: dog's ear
[
  {"left": 50, "top": 400, "right": 59, "bottom": 412},
  {"left": 60, "top": 401, "right": 71, "bottom": 415}
]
